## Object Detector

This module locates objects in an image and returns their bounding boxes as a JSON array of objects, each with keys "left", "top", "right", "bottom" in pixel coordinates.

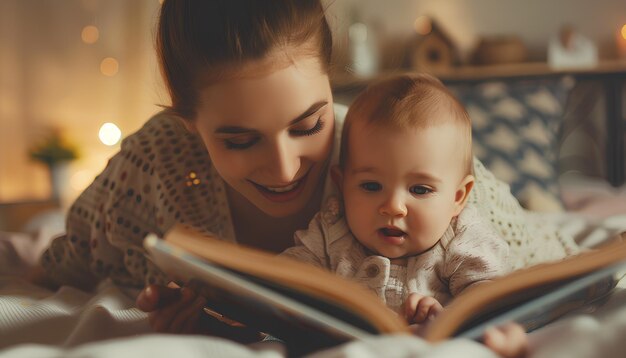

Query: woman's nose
[
  {"left": 379, "top": 192, "right": 408, "bottom": 217},
  {"left": 266, "top": 137, "right": 301, "bottom": 183}
]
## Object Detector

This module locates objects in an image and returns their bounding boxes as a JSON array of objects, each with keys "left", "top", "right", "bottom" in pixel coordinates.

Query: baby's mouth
[
  {"left": 378, "top": 226, "right": 407, "bottom": 245},
  {"left": 379, "top": 227, "right": 407, "bottom": 237}
]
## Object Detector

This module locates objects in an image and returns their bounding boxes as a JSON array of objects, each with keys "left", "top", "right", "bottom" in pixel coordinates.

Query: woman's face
[{"left": 192, "top": 55, "right": 335, "bottom": 218}]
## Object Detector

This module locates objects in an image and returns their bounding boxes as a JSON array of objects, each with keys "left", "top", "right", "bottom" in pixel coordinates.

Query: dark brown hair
[
  {"left": 157, "top": 0, "right": 333, "bottom": 120},
  {"left": 340, "top": 74, "right": 473, "bottom": 176}
]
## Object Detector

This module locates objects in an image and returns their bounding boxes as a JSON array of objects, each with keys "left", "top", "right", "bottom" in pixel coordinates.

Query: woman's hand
[
  {"left": 136, "top": 283, "right": 207, "bottom": 333},
  {"left": 136, "top": 283, "right": 264, "bottom": 343}
]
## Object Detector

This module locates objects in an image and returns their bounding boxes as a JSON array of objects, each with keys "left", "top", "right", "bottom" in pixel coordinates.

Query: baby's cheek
[
  {"left": 343, "top": 197, "right": 368, "bottom": 222},
  {"left": 409, "top": 208, "right": 447, "bottom": 237},
  {"left": 344, "top": 210, "right": 364, "bottom": 237}
]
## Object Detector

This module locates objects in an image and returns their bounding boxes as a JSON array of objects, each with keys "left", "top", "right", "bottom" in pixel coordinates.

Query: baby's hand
[
  {"left": 483, "top": 323, "right": 528, "bottom": 358},
  {"left": 404, "top": 293, "right": 443, "bottom": 324}
]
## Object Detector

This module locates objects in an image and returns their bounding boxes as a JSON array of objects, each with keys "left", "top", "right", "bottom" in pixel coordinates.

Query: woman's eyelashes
[
  {"left": 222, "top": 118, "right": 325, "bottom": 150},
  {"left": 290, "top": 118, "right": 325, "bottom": 136},
  {"left": 224, "top": 136, "right": 260, "bottom": 150}
]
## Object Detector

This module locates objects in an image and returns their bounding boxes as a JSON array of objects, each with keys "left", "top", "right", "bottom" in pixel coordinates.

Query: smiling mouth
[
  {"left": 260, "top": 181, "right": 301, "bottom": 193},
  {"left": 248, "top": 168, "right": 311, "bottom": 202}
]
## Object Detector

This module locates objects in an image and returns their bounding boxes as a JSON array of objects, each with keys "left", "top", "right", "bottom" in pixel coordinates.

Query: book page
[
  {"left": 426, "top": 236, "right": 626, "bottom": 341},
  {"left": 157, "top": 225, "right": 409, "bottom": 335},
  {"left": 144, "top": 234, "right": 379, "bottom": 351},
  {"left": 457, "top": 263, "right": 624, "bottom": 340}
]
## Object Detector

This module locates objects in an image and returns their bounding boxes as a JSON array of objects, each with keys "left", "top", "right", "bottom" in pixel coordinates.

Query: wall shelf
[{"left": 331, "top": 60, "right": 626, "bottom": 187}]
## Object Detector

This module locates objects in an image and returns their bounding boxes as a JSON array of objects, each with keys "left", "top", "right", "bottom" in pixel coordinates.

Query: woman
[{"left": 36, "top": 0, "right": 539, "bottom": 355}]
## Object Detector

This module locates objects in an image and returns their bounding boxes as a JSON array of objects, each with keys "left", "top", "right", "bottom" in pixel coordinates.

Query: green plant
[{"left": 29, "top": 130, "right": 79, "bottom": 166}]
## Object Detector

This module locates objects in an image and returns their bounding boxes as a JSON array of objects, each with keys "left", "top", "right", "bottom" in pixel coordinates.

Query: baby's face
[{"left": 340, "top": 120, "right": 470, "bottom": 259}]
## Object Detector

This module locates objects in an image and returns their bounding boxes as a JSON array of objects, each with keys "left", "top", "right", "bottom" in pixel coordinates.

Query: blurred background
[
  {"left": 1, "top": 0, "right": 625, "bottom": 230},
  {"left": 0, "top": 0, "right": 165, "bottom": 204},
  {"left": 328, "top": 0, "right": 626, "bottom": 65}
]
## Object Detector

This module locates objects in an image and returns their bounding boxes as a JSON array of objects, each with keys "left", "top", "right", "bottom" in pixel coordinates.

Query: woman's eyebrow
[
  {"left": 288, "top": 100, "right": 328, "bottom": 125},
  {"left": 214, "top": 101, "right": 328, "bottom": 134}
]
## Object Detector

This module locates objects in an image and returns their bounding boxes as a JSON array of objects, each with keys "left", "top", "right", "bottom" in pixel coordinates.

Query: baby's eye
[
  {"left": 410, "top": 185, "right": 432, "bottom": 196},
  {"left": 360, "top": 182, "right": 382, "bottom": 192}
]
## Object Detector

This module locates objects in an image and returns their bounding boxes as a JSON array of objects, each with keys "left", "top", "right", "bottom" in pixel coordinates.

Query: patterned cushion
[{"left": 450, "top": 78, "right": 573, "bottom": 212}]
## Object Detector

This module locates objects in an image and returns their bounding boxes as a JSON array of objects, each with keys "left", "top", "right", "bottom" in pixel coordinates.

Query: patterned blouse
[{"left": 40, "top": 105, "right": 579, "bottom": 290}]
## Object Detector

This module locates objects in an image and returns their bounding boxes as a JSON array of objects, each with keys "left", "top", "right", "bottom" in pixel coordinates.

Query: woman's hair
[
  {"left": 340, "top": 74, "right": 474, "bottom": 176},
  {"left": 157, "top": 0, "right": 333, "bottom": 120}
]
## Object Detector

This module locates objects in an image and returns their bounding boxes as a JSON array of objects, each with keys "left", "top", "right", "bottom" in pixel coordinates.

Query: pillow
[{"left": 450, "top": 77, "right": 573, "bottom": 212}]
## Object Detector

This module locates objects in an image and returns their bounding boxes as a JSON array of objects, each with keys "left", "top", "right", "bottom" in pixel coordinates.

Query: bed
[
  {"left": 2, "top": 76, "right": 626, "bottom": 357},
  {"left": 0, "top": 180, "right": 625, "bottom": 357}
]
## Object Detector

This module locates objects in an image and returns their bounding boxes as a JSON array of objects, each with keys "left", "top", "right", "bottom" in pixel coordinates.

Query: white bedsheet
[{"left": 1, "top": 213, "right": 625, "bottom": 358}]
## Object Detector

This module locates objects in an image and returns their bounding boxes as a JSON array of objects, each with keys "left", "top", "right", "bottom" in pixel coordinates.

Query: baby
[{"left": 282, "top": 74, "right": 516, "bottom": 342}]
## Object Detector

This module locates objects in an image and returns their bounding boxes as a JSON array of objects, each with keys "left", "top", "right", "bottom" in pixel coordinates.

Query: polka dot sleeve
[
  {"left": 469, "top": 158, "right": 579, "bottom": 269},
  {"left": 41, "top": 112, "right": 235, "bottom": 289}
]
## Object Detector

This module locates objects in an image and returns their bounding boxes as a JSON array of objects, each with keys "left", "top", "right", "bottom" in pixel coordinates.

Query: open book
[{"left": 144, "top": 225, "right": 626, "bottom": 353}]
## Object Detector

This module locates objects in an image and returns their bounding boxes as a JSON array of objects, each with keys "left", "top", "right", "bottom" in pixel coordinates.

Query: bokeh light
[
  {"left": 98, "top": 122, "right": 122, "bottom": 146},
  {"left": 414, "top": 15, "right": 432, "bottom": 35},
  {"left": 81, "top": 25, "right": 99, "bottom": 44},
  {"left": 100, "top": 57, "right": 119, "bottom": 76}
]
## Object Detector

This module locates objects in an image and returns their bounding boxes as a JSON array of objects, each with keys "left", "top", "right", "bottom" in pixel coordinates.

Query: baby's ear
[
  {"left": 453, "top": 174, "right": 474, "bottom": 216},
  {"left": 330, "top": 165, "right": 344, "bottom": 192}
]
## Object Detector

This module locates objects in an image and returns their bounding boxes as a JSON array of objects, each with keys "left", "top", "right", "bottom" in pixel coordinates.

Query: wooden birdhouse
[{"left": 410, "top": 16, "right": 457, "bottom": 73}]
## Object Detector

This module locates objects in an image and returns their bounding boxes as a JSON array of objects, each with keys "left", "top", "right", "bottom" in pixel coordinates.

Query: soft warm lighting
[
  {"left": 81, "top": 25, "right": 99, "bottom": 44},
  {"left": 100, "top": 57, "right": 119, "bottom": 76},
  {"left": 99, "top": 122, "right": 122, "bottom": 146},
  {"left": 414, "top": 15, "right": 432, "bottom": 35},
  {"left": 70, "top": 169, "right": 94, "bottom": 191},
  {"left": 618, "top": 24, "right": 626, "bottom": 59}
]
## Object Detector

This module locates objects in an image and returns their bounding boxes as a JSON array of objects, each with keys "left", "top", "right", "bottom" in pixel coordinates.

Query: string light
[
  {"left": 99, "top": 122, "right": 122, "bottom": 146},
  {"left": 414, "top": 15, "right": 432, "bottom": 35},
  {"left": 81, "top": 25, "right": 99, "bottom": 44},
  {"left": 100, "top": 57, "right": 119, "bottom": 76}
]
